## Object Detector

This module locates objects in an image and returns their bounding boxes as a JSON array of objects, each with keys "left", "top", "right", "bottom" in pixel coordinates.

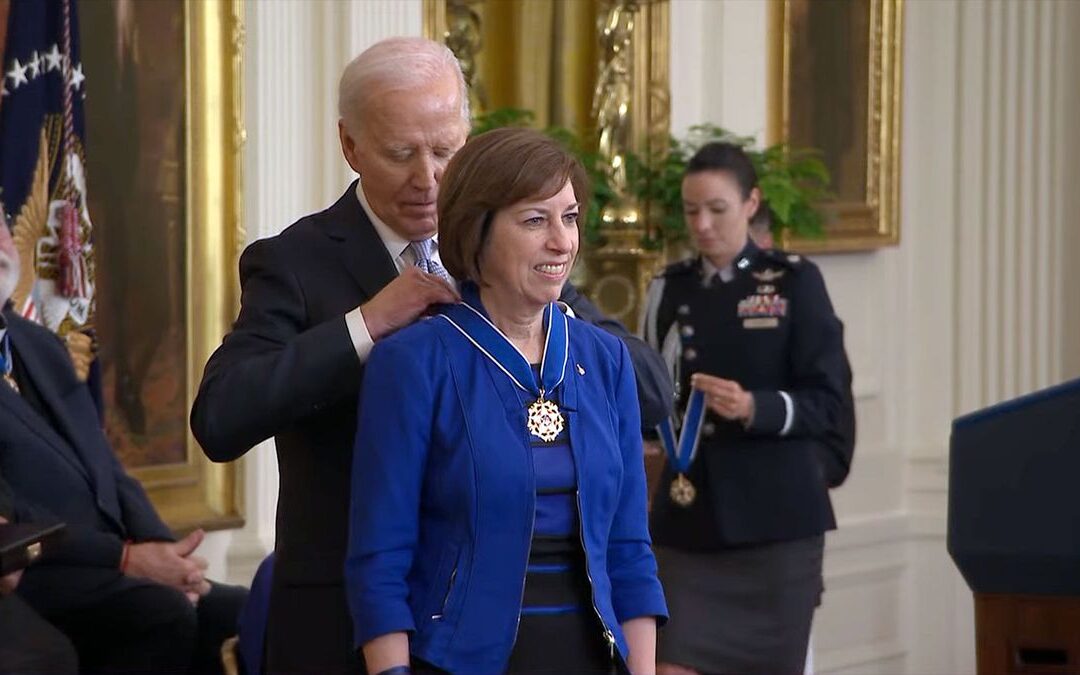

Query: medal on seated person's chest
[
  {"left": 0, "top": 336, "right": 17, "bottom": 394},
  {"left": 657, "top": 387, "right": 707, "bottom": 507},
  {"left": 438, "top": 293, "right": 569, "bottom": 442}
]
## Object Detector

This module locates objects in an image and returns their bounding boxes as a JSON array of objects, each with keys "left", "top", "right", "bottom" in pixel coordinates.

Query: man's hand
[
  {"left": 360, "top": 267, "right": 460, "bottom": 342},
  {"left": 691, "top": 373, "right": 754, "bottom": 423},
  {"left": 125, "top": 529, "right": 210, "bottom": 600}
]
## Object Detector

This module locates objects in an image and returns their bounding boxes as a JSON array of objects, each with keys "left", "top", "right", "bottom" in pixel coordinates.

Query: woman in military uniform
[{"left": 642, "top": 142, "right": 853, "bottom": 675}]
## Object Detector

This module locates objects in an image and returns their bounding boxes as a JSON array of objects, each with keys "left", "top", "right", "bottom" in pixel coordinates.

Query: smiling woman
[{"left": 346, "top": 128, "right": 667, "bottom": 675}]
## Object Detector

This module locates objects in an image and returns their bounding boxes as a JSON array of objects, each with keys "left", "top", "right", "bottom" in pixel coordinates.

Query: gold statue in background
[
  {"left": 592, "top": 0, "right": 639, "bottom": 228},
  {"left": 445, "top": 0, "right": 487, "bottom": 114}
]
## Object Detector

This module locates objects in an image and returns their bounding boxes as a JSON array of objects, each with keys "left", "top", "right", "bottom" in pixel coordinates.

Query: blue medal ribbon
[
  {"left": 437, "top": 286, "right": 569, "bottom": 402},
  {"left": 0, "top": 332, "right": 12, "bottom": 379},
  {"left": 656, "top": 388, "right": 706, "bottom": 475}
]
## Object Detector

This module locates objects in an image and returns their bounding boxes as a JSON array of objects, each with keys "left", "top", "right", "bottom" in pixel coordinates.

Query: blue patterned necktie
[{"left": 409, "top": 238, "right": 454, "bottom": 284}]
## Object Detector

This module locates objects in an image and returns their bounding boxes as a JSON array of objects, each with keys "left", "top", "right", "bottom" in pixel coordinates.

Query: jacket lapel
[
  {"left": 7, "top": 319, "right": 127, "bottom": 531},
  {"left": 1, "top": 328, "right": 93, "bottom": 484},
  {"left": 320, "top": 181, "right": 400, "bottom": 300}
]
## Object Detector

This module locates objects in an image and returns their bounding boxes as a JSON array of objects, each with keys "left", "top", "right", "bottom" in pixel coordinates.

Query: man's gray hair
[{"left": 338, "top": 36, "right": 470, "bottom": 133}]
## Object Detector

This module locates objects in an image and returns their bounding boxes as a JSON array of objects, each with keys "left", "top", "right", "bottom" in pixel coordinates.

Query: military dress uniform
[{"left": 641, "top": 240, "right": 854, "bottom": 674}]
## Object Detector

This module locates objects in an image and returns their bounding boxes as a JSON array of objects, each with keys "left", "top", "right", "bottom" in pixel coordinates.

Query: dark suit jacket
[
  {"left": 190, "top": 182, "right": 672, "bottom": 673},
  {"left": 0, "top": 311, "right": 174, "bottom": 615}
]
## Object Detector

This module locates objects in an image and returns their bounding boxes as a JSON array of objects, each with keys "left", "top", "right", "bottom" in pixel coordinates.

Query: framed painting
[
  {"left": 79, "top": 0, "right": 243, "bottom": 532},
  {"left": 768, "top": 0, "right": 903, "bottom": 252}
]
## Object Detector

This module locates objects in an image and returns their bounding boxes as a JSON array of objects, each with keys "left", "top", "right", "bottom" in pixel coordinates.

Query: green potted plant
[
  {"left": 470, "top": 111, "right": 831, "bottom": 251},
  {"left": 629, "top": 124, "right": 832, "bottom": 250}
]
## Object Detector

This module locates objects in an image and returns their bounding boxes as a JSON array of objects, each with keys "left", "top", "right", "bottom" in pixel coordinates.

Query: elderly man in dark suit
[
  {"left": 191, "top": 36, "right": 673, "bottom": 674},
  {"left": 0, "top": 223, "right": 247, "bottom": 674}
]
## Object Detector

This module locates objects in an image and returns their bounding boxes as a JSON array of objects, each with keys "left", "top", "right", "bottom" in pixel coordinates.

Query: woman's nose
[{"left": 548, "top": 223, "right": 573, "bottom": 252}]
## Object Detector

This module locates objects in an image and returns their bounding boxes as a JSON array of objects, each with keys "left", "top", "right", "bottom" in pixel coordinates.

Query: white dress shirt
[{"left": 343, "top": 180, "right": 448, "bottom": 362}]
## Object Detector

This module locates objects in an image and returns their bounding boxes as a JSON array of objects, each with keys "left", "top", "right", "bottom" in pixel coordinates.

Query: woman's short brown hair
[{"left": 438, "top": 127, "right": 590, "bottom": 283}]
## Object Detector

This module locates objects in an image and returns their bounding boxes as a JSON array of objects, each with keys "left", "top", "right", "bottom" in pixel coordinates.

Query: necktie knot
[
  {"left": 409, "top": 238, "right": 437, "bottom": 264},
  {"left": 408, "top": 238, "right": 454, "bottom": 284}
]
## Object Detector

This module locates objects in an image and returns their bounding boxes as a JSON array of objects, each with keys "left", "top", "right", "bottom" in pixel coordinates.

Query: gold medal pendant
[
  {"left": 527, "top": 398, "right": 564, "bottom": 442},
  {"left": 670, "top": 473, "right": 696, "bottom": 507}
]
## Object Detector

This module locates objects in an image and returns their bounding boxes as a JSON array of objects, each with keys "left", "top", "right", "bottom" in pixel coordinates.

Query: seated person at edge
[
  {"left": 345, "top": 128, "right": 668, "bottom": 675},
  {"left": 0, "top": 224, "right": 247, "bottom": 675}
]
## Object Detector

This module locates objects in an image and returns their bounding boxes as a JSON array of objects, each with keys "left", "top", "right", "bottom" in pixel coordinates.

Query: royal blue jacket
[{"left": 345, "top": 308, "right": 667, "bottom": 674}]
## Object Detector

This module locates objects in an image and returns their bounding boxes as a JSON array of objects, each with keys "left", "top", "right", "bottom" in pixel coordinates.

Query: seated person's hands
[{"left": 124, "top": 529, "right": 211, "bottom": 602}]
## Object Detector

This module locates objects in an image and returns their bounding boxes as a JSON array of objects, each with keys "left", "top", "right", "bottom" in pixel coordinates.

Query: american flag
[{"left": 0, "top": 0, "right": 94, "bottom": 334}]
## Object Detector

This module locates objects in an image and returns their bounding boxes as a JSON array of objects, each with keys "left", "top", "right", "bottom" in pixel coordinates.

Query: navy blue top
[{"left": 522, "top": 372, "right": 590, "bottom": 617}]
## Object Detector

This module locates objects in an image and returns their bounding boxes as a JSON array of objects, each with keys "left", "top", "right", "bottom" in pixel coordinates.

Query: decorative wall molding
[
  {"left": 818, "top": 640, "right": 907, "bottom": 675},
  {"left": 951, "top": 0, "right": 1071, "bottom": 418}
]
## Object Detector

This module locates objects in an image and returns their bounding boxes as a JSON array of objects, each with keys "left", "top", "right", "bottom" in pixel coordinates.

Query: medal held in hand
[
  {"left": 669, "top": 473, "right": 696, "bottom": 507},
  {"left": 657, "top": 388, "right": 707, "bottom": 508},
  {"left": 439, "top": 289, "right": 569, "bottom": 442}
]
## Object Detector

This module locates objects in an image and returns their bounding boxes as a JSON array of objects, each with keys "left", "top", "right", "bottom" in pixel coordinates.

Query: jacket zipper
[
  {"left": 431, "top": 564, "right": 458, "bottom": 621},
  {"left": 576, "top": 488, "right": 618, "bottom": 663}
]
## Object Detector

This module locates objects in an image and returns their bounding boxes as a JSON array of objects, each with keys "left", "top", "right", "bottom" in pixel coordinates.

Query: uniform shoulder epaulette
[
  {"left": 659, "top": 258, "right": 698, "bottom": 278},
  {"left": 759, "top": 247, "right": 804, "bottom": 270}
]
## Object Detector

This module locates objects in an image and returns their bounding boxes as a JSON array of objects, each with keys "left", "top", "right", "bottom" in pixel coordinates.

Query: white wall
[{"left": 209, "top": 3, "right": 1080, "bottom": 674}]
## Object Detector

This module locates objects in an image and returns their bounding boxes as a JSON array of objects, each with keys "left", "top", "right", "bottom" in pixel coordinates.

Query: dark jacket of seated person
[
  {"left": 0, "top": 469, "right": 79, "bottom": 675},
  {"left": 0, "top": 306, "right": 247, "bottom": 675}
]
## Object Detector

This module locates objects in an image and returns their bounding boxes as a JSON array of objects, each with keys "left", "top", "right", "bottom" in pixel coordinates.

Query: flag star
[
  {"left": 70, "top": 63, "right": 85, "bottom": 90},
  {"left": 6, "top": 58, "right": 28, "bottom": 88},
  {"left": 44, "top": 44, "right": 62, "bottom": 72},
  {"left": 27, "top": 52, "right": 41, "bottom": 79}
]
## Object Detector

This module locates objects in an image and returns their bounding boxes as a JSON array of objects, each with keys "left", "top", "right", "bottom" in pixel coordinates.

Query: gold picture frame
[
  {"left": 149, "top": 0, "right": 244, "bottom": 532},
  {"left": 81, "top": 0, "right": 245, "bottom": 533},
  {"left": 768, "top": 0, "right": 903, "bottom": 252}
]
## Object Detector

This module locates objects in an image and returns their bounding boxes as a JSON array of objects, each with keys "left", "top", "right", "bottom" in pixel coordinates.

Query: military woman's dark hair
[{"left": 685, "top": 142, "right": 758, "bottom": 200}]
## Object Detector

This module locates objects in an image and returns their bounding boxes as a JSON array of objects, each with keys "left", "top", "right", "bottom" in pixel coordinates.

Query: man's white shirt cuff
[
  {"left": 779, "top": 390, "right": 795, "bottom": 436},
  {"left": 345, "top": 307, "right": 376, "bottom": 362}
]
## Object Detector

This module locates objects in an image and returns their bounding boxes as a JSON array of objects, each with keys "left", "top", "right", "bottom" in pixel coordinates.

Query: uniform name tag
[{"left": 743, "top": 317, "right": 779, "bottom": 329}]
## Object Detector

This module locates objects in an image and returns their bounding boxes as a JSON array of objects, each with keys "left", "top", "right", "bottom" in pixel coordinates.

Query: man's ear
[{"left": 338, "top": 119, "right": 361, "bottom": 175}]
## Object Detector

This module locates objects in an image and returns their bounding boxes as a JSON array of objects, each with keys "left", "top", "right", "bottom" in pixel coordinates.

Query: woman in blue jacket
[{"left": 345, "top": 128, "right": 667, "bottom": 675}]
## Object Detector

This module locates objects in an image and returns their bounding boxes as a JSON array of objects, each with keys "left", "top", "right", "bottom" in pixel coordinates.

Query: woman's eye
[
  {"left": 524, "top": 216, "right": 545, "bottom": 226},
  {"left": 563, "top": 212, "right": 579, "bottom": 224}
]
